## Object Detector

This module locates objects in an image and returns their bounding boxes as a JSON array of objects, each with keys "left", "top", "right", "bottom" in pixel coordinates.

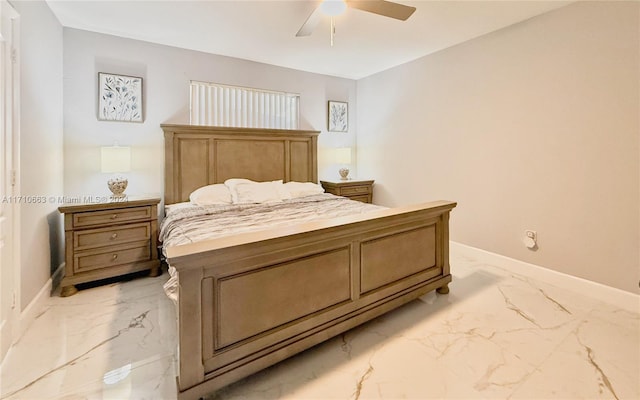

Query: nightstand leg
[
  {"left": 149, "top": 266, "right": 161, "bottom": 277},
  {"left": 61, "top": 285, "right": 78, "bottom": 297},
  {"left": 436, "top": 284, "right": 450, "bottom": 294}
]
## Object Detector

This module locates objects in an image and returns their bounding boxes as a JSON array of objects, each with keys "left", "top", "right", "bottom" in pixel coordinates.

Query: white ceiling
[{"left": 46, "top": 0, "right": 572, "bottom": 80}]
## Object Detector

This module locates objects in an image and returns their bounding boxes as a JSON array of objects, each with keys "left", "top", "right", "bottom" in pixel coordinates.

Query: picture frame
[
  {"left": 98, "top": 72, "right": 143, "bottom": 122},
  {"left": 328, "top": 101, "right": 348, "bottom": 132}
]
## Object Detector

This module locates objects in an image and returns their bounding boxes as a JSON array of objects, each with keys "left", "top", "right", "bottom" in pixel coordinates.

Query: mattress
[{"left": 160, "top": 193, "right": 385, "bottom": 301}]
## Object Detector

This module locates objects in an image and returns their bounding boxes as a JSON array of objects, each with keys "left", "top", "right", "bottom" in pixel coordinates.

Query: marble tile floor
[{"left": 1, "top": 251, "right": 638, "bottom": 400}]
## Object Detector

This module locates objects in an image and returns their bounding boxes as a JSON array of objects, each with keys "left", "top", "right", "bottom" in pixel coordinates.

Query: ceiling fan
[{"left": 296, "top": 0, "right": 416, "bottom": 40}]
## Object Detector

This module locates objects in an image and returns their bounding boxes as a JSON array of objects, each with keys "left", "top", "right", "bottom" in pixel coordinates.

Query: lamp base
[
  {"left": 107, "top": 176, "right": 128, "bottom": 198},
  {"left": 339, "top": 168, "right": 350, "bottom": 181}
]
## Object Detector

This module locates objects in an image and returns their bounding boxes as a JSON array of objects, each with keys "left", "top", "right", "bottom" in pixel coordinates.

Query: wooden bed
[{"left": 161, "top": 124, "right": 456, "bottom": 400}]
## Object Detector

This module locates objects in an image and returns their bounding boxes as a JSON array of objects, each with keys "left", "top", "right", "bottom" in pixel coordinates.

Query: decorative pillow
[
  {"left": 189, "top": 184, "right": 232, "bottom": 205},
  {"left": 284, "top": 182, "right": 325, "bottom": 198}
]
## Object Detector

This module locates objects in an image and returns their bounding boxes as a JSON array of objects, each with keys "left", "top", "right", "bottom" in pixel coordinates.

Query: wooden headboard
[{"left": 162, "top": 124, "right": 320, "bottom": 204}]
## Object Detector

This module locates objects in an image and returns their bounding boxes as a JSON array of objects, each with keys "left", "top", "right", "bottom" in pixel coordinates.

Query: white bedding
[{"left": 160, "top": 193, "right": 385, "bottom": 301}]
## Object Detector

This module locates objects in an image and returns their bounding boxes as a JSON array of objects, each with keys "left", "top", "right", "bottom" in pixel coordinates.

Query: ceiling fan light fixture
[
  {"left": 296, "top": 0, "right": 415, "bottom": 39},
  {"left": 320, "top": 0, "right": 347, "bottom": 17}
]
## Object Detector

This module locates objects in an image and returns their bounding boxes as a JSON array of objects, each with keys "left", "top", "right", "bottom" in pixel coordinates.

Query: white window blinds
[{"left": 190, "top": 81, "right": 300, "bottom": 129}]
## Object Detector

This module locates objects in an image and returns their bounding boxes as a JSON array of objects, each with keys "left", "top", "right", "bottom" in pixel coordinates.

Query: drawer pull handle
[
  {"left": 110, "top": 233, "right": 118, "bottom": 240},
  {"left": 111, "top": 214, "right": 118, "bottom": 219},
  {"left": 112, "top": 254, "right": 118, "bottom": 260}
]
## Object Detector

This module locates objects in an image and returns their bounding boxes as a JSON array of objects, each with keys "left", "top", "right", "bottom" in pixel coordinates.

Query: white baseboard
[
  {"left": 450, "top": 241, "right": 639, "bottom": 313},
  {"left": 18, "top": 263, "right": 64, "bottom": 340}
]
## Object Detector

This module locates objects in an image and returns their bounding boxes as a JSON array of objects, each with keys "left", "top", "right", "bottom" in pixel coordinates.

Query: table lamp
[
  {"left": 101, "top": 145, "right": 131, "bottom": 198},
  {"left": 334, "top": 147, "right": 352, "bottom": 180}
]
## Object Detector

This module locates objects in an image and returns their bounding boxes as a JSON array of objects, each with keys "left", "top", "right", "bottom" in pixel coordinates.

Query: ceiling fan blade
[
  {"left": 346, "top": 0, "right": 416, "bottom": 21},
  {"left": 296, "top": 5, "right": 324, "bottom": 37}
]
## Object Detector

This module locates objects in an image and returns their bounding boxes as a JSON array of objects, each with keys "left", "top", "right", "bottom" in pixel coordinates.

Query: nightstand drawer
[
  {"left": 73, "top": 206, "right": 152, "bottom": 228},
  {"left": 349, "top": 195, "right": 370, "bottom": 203},
  {"left": 74, "top": 242, "right": 151, "bottom": 273},
  {"left": 74, "top": 223, "right": 151, "bottom": 251},
  {"left": 340, "top": 186, "right": 370, "bottom": 196}
]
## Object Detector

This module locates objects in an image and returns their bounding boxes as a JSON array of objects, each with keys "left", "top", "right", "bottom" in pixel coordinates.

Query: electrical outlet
[{"left": 525, "top": 230, "right": 537, "bottom": 241}]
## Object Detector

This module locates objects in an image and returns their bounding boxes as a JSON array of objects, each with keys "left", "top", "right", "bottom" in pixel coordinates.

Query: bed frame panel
[{"left": 161, "top": 124, "right": 455, "bottom": 400}]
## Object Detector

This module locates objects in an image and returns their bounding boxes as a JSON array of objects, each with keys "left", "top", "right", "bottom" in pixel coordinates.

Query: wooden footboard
[{"left": 166, "top": 200, "right": 456, "bottom": 400}]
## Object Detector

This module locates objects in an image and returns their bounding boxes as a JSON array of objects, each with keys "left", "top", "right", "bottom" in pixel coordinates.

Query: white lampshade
[
  {"left": 332, "top": 147, "right": 352, "bottom": 181},
  {"left": 321, "top": 0, "right": 347, "bottom": 16},
  {"left": 101, "top": 146, "right": 131, "bottom": 173},
  {"left": 333, "top": 147, "right": 351, "bottom": 165}
]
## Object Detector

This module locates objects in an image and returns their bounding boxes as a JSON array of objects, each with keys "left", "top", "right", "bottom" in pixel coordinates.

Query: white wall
[
  {"left": 357, "top": 1, "right": 639, "bottom": 293},
  {"left": 63, "top": 29, "right": 357, "bottom": 199},
  {"left": 13, "top": 0, "right": 64, "bottom": 309}
]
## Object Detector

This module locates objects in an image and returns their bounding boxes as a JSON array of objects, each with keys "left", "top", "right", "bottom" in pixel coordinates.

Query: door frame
[{"left": 0, "top": 0, "right": 20, "bottom": 363}]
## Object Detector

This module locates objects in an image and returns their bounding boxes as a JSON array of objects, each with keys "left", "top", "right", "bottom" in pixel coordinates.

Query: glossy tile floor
[{"left": 1, "top": 251, "right": 638, "bottom": 399}]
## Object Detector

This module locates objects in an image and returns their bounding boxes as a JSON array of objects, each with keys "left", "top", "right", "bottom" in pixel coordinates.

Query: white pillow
[
  {"left": 277, "top": 181, "right": 292, "bottom": 200},
  {"left": 224, "top": 179, "right": 291, "bottom": 204},
  {"left": 234, "top": 181, "right": 284, "bottom": 204},
  {"left": 189, "top": 184, "right": 232, "bottom": 205},
  {"left": 224, "top": 178, "right": 256, "bottom": 203},
  {"left": 284, "top": 182, "right": 325, "bottom": 198}
]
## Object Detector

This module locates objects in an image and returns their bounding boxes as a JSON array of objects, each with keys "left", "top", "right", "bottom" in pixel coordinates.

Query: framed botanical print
[
  {"left": 328, "top": 101, "right": 348, "bottom": 132},
  {"left": 98, "top": 72, "right": 143, "bottom": 122}
]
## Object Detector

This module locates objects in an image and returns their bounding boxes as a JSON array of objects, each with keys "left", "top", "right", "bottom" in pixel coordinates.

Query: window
[{"left": 190, "top": 81, "right": 299, "bottom": 129}]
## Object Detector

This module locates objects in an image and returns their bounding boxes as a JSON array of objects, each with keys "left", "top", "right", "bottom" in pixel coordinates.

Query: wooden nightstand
[
  {"left": 320, "top": 179, "right": 374, "bottom": 204},
  {"left": 58, "top": 197, "right": 161, "bottom": 297}
]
